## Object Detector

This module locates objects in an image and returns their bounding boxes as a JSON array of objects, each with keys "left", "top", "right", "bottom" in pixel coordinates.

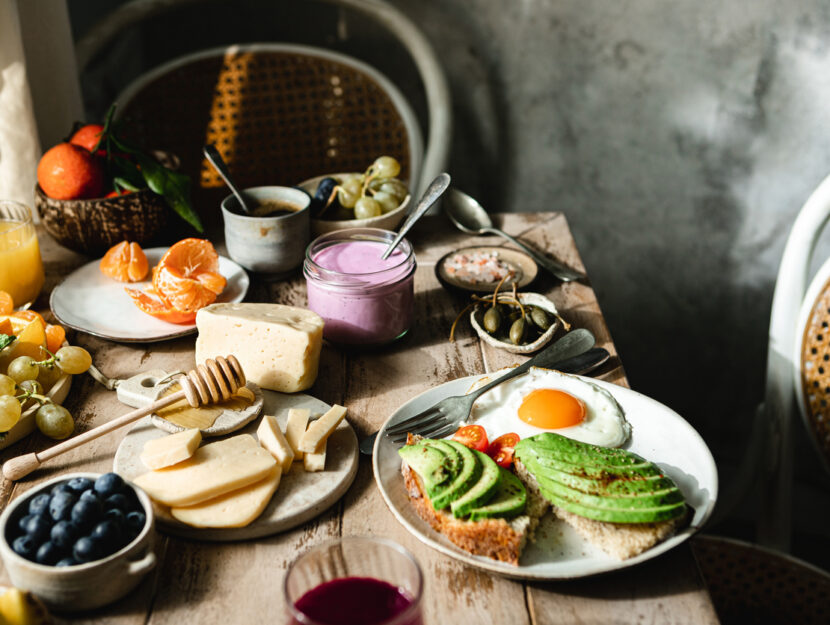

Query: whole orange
[
  {"left": 37, "top": 143, "right": 106, "bottom": 200},
  {"left": 69, "top": 124, "right": 105, "bottom": 153}
]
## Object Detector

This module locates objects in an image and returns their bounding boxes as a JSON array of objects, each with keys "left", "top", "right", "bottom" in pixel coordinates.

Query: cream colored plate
[
  {"left": 114, "top": 390, "right": 358, "bottom": 541},
  {"left": 435, "top": 246, "right": 538, "bottom": 293}
]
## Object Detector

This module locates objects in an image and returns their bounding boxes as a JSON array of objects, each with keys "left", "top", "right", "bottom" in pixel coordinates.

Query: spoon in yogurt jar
[{"left": 381, "top": 172, "right": 451, "bottom": 260}]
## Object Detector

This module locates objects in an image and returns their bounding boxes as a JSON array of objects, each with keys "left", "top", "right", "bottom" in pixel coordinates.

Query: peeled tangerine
[
  {"left": 0, "top": 587, "right": 50, "bottom": 625},
  {"left": 100, "top": 241, "right": 149, "bottom": 283}
]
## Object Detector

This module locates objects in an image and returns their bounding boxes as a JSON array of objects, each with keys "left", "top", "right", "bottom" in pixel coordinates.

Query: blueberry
[
  {"left": 48, "top": 491, "right": 77, "bottom": 522},
  {"left": 91, "top": 520, "right": 123, "bottom": 555},
  {"left": 51, "top": 483, "right": 74, "bottom": 498},
  {"left": 94, "top": 473, "right": 124, "bottom": 498},
  {"left": 50, "top": 520, "right": 80, "bottom": 550},
  {"left": 55, "top": 557, "right": 78, "bottom": 567},
  {"left": 12, "top": 535, "right": 38, "bottom": 561},
  {"left": 105, "top": 508, "right": 125, "bottom": 526},
  {"left": 310, "top": 177, "right": 340, "bottom": 217},
  {"left": 23, "top": 514, "right": 52, "bottom": 543},
  {"left": 66, "top": 477, "right": 94, "bottom": 493},
  {"left": 18, "top": 513, "right": 35, "bottom": 533},
  {"left": 71, "top": 498, "right": 103, "bottom": 529},
  {"left": 35, "top": 541, "right": 64, "bottom": 565},
  {"left": 72, "top": 536, "right": 102, "bottom": 563},
  {"left": 125, "top": 510, "right": 146, "bottom": 534},
  {"left": 105, "top": 493, "right": 130, "bottom": 511},
  {"left": 28, "top": 493, "right": 51, "bottom": 516}
]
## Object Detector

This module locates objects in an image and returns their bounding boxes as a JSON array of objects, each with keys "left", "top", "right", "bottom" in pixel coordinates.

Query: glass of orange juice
[{"left": 0, "top": 200, "right": 45, "bottom": 309}]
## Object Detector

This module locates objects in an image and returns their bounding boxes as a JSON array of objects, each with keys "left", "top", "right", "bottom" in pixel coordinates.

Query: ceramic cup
[
  {"left": 221, "top": 186, "right": 311, "bottom": 275},
  {"left": 0, "top": 472, "right": 156, "bottom": 612}
]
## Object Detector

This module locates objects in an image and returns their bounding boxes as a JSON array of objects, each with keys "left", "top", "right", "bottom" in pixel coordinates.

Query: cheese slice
[
  {"left": 304, "top": 447, "right": 326, "bottom": 472},
  {"left": 140, "top": 428, "right": 202, "bottom": 470},
  {"left": 170, "top": 465, "right": 281, "bottom": 528},
  {"left": 298, "top": 405, "right": 347, "bottom": 453},
  {"left": 257, "top": 415, "right": 294, "bottom": 473},
  {"left": 195, "top": 303, "right": 324, "bottom": 393},
  {"left": 285, "top": 408, "right": 310, "bottom": 461},
  {"left": 134, "top": 434, "right": 276, "bottom": 507}
]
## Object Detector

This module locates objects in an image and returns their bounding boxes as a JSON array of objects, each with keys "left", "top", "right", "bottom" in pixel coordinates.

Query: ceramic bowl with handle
[{"left": 0, "top": 472, "right": 156, "bottom": 612}]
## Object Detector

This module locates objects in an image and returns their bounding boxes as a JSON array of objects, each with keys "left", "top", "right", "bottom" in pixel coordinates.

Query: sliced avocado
[
  {"left": 522, "top": 456, "right": 676, "bottom": 496},
  {"left": 519, "top": 451, "right": 661, "bottom": 480},
  {"left": 539, "top": 486, "right": 686, "bottom": 523},
  {"left": 450, "top": 450, "right": 501, "bottom": 518},
  {"left": 533, "top": 471, "right": 684, "bottom": 510},
  {"left": 417, "top": 440, "right": 463, "bottom": 500},
  {"left": 428, "top": 440, "right": 482, "bottom": 511},
  {"left": 468, "top": 468, "right": 527, "bottom": 521},
  {"left": 515, "top": 434, "right": 653, "bottom": 469},
  {"left": 398, "top": 443, "right": 452, "bottom": 496}
]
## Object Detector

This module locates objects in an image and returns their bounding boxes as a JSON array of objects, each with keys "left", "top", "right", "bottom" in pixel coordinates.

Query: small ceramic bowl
[
  {"left": 221, "top": 186, "right": 311, "bottom": 275},
  {"left": 298, "top": 173, "right": 410, "bottom": 236},
  {"left": 470, "top": 292, "right": 560, "bottom": 354},
  {"left": 0, "top": 472, "right": 156, "bottom": 612}
]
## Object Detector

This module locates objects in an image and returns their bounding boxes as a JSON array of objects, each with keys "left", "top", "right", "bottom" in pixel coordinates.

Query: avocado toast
[
  {"left": 398, "top": 435, "right": 544, "bottom": 565},
  {"left": 513, "top": 432, "right": 688, "bottom": 559}
]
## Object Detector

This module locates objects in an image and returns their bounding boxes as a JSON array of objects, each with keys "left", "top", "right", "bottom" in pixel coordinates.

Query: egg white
[{"left": 464, "top": 367, "right": 631, "bottom": 448}]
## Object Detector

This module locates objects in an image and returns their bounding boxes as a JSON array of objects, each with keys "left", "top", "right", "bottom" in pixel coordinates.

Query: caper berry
[
  {"left": 483, "top": 306, "right": 502, "bottom": 334},
  {"left": 530, "top": 307, "right": 552, "bottom": 331},
  {"left": 509, "top": 317, "right": 526, "bottom": 345}
]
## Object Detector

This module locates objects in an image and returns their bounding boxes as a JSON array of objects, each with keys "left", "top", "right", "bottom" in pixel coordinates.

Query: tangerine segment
[
  {"left": 0, "top": 291, "right": 13, "bottom": 315},
  {"left": 153, "top": 265, "right": 218, "bottom": 313},
  {"left": 45, "top": 324, "right": 66, "bottom": 353},
  {"left": 125, "top": 289, "right": 197, "bottom": 324},
  {"left": 195, "top": 271, "right": 226, "bottom": 295},
  {"left": 100, "top": 241, "right": 149, "bottom": 283},
  {"left": 12, "top": 309, "right": 46, "bottom": 329},
  {"left": 0, "top": 318, "right": 12, "bottom": 335},
  {"left": 159, "top": 238, "right": 220, "bottom": 278}
]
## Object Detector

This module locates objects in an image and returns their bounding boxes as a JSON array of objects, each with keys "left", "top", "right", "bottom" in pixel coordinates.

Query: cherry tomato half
[
  {"left": 487, "top": 433, "right": 521, "bottom": 468},
  {"left": 452, "top": 424, "right": 489, "bottom": 453}
]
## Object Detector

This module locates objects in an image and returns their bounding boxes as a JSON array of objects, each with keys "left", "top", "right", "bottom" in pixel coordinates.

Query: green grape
[
  {"left": 337, "top": 187, "right": 358, "bottom": 209},
  {"left": 379, "top": 180, "right": 409, "bottom": 202},
  {"left": 372, "top": 156, "right": 401, "bottom": 179},
  {"left": 368, "top": 176, "right": 390, "bottom": 192},
  {"left": 340, "top": 176, "right": 363, "bottom": 196},
  {"left": 354, "top": 197, "right": 383, "bottom": 219},
  {"left": 0, "top": 374, "right": 15, "bottom": 396},
  {"left": 37, "top": 363, "right": 62, "bottom": 389},
  {"left": 55, "top": 346, "right": 92, "bottom": 375},
  {"left": 0, "top": 395, "right": 22, "bottom": 432},
  {"left": 8, "top": 356, "right": 38, "bottom": 383},
  {"left": 373, "top": 191, "right": 400, "bottom": 213},
  {"left": 35, "top": 403, "right": 75, "bottom": 440},
  {"left": 18, "top": 379, "right": 43, "bottom": 395}
]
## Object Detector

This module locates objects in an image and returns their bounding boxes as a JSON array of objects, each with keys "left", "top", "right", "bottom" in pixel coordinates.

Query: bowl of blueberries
[{"left": 0, "top": 472, "right": 155, "bottom": 611}]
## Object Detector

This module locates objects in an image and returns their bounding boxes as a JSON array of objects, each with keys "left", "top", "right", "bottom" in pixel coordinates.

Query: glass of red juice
[{"left": 284, "top": 537, "right": 423, "bottom": 625}]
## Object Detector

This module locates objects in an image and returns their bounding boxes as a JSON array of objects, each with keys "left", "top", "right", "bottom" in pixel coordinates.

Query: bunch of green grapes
[
  {"left": 314, "top": 156, "right": 410, "bottom": 220},
  {"left": 0, "top": 345, "right": 93, "bottom": 439}
]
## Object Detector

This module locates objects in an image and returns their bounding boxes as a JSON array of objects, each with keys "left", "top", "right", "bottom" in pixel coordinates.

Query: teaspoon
[
  {"left": 203, "top": 144, "right": 254, "bottom": 214},
  {"left": 444, "top": 188, "right": 585, "bottom": 282},
  {"left": 382, "top": 172, "right": 451, "bottom": 259}
]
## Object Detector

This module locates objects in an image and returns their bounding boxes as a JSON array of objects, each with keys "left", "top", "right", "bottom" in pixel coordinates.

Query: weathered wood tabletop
[{"left": 0, "top": 213, "right": 720, "bottom": 624}]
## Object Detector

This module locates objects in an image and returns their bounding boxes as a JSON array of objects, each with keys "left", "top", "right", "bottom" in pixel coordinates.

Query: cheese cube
[
  {"left": 170, "top": 465, "right": 281, "bottom": 528},
  {"left": 304, "top": 447, "right": 326, "bottom": 472},
  {"left": 257, "top": 415, "right": 294, "bottom": 473},
  {"left": 298, "top": 405, "right": 347, "bottom": 453},
  {"left": 284, "top": 408, "right": 310, "bottom": 460},
  {"left": 134, "top": 434, "right": 276, "bottom": 507},
  {"left": 195, "top": 303, "right": 324, "bottom": 393},
  {"left": 140, "top": 428, "right": 202, "bottom": 470}
]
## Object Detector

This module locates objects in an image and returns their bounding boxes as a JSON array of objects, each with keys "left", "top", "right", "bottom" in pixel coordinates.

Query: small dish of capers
[{"left": 469, "top": 292, "right": 561, "bottom": 354}]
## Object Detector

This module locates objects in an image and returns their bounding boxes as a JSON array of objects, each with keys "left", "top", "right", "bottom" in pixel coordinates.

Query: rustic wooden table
[{"left": 0, "top": 213, "right": 720, "bottom": 624}]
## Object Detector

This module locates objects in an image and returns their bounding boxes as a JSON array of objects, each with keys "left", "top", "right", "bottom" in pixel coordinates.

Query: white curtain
[{"left": 0, "top": 0, "right": 82, "bottom": 212}]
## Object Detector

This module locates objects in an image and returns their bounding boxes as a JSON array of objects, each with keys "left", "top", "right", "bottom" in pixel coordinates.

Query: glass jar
[
  {"left": 304, "top": 228, "right": 416, "bottom": 346},
  {"left": 0, "top": 200, "right": 44, "bottom": 309}
]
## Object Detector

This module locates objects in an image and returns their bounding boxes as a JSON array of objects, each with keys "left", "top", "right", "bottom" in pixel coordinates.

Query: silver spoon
[
  {"left": 444, "top": 188, "right": 585, "bottom": 282},
  {"left": 203, "top": 144, "right": 254, "bottom": 215},
  {"left": 382, "top": 172, "right": 451, "bottom": 259}
]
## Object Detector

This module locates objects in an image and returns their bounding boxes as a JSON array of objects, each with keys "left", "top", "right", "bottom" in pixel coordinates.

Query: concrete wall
[{"left": 69, "top": 0, "right": 830, "bottom": 566}]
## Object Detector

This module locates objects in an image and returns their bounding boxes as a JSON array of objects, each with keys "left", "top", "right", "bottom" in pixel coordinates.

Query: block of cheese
[
  {"left": 298, "top": 405, "right": 347, "bottom": 453},
  {"left": 134, "top": 434, "right": 276, "bottom": 507},
  {"left": 304, "top": 448, "right": 326, "bottom": 472},
  {"left": 257, "top": 415, "right": 294, "bottom": 473},
  {"left": 170, "top": 465, "right": 281, "bottom": 528},
  {"left": 284, "top": 408, "right": 310, "bottom": 461},
  {"left": 195, "top": 303, "right": 324, "bottom": 392},
  {"left": 140, "top": 428, "right": 202, "bottom": 470}
]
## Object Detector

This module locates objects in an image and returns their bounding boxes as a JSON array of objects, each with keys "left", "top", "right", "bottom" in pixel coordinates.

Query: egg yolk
[{"left": 517, "top": 388, "right": 587, "bottom": 429}]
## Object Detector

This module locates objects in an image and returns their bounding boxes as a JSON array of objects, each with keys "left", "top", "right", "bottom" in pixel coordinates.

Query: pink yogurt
[{"left": 304, "top": 229, "right": 416, "bottom": 345}]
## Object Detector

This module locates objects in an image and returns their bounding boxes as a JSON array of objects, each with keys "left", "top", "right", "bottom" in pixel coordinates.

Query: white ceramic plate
[
  {"left": 373, "top": 374, "right": 718, "bottom": 580},
  {"left": 50, "top": 248, "right": 249, "bottom": 343},
  {"left": 114, "top": 390, "right": 359, "bottom": 541}
]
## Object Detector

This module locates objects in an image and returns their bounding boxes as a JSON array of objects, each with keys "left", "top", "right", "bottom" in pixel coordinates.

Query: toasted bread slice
[{"left": 514, "top": 458, "right": 685, "bottom": 559}]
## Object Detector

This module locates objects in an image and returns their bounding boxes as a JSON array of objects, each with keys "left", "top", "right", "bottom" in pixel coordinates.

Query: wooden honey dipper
[{"left": 2, "top": 356, "right": 246, "bottom": 482}]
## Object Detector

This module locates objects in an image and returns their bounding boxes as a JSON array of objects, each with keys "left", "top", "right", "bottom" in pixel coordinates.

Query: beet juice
[{"left": 291, "top": 576, "right": 422, "bottom": 625}]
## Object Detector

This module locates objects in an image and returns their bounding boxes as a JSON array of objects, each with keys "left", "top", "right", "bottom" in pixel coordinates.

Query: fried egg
[{"left": 466, "top": 367, "right": 631, "bottom": 447}]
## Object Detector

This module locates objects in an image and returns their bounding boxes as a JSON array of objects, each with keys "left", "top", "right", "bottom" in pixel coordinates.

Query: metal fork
[{"left": 385, "top": 328, "right": 595, "bottom": 443}]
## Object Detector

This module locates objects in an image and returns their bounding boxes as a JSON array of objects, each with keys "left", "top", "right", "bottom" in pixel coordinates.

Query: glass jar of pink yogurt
[{"left": 304, "top": 228, "right": 416, "bottom": 345}]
